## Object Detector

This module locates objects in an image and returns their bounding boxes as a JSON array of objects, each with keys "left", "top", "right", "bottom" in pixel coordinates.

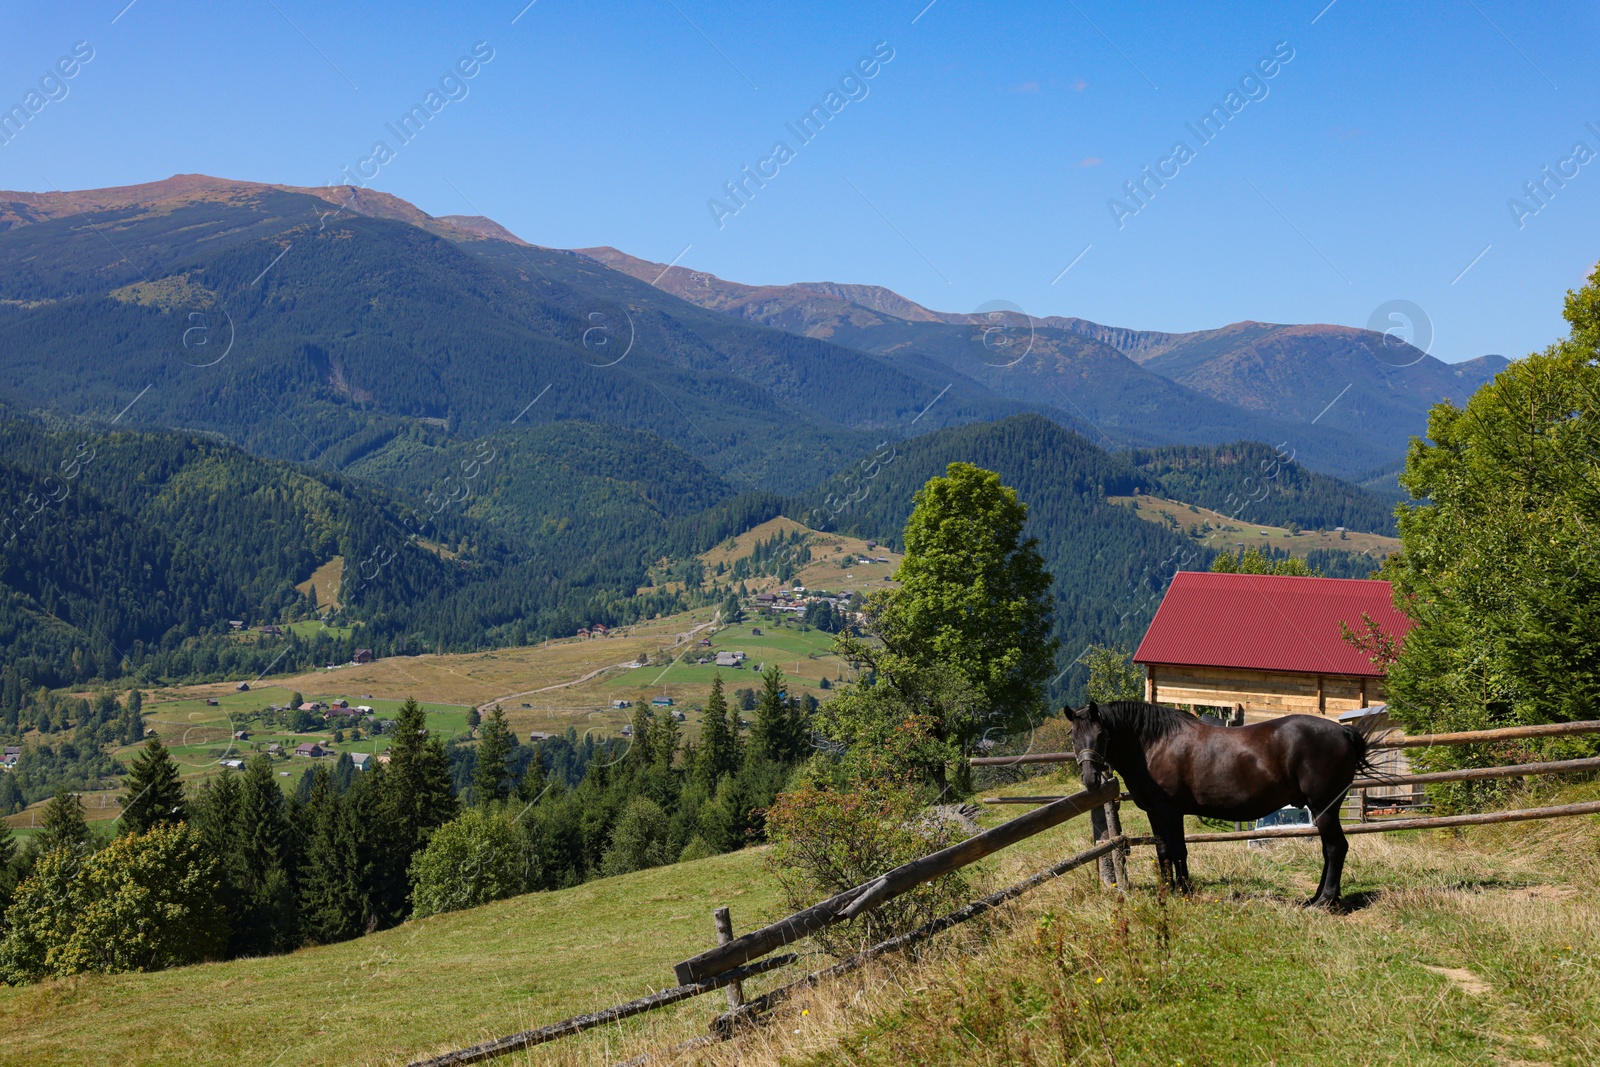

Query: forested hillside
[
  {"left": 1130, "top": 441, "right": 1401, "bottom": 535},
  {"left": 0, "top": 417, "right": 697, "bottom": 687}
]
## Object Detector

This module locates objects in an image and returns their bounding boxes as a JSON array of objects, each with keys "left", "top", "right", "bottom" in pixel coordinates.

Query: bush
[
  {"left": 0, "top": 824, "right": 225, "bottom": 983},
  {"left": 600, "top": 796, "right": 671, "bottom": 877},
  {"left": 59, "top": 824, "right": 226, "bottom": 975},
  {"left": 408, "top": 808, "right": 525, "bottom": 918},
  {"left": 677, "top": 835, "right": 716, "bottom": 863},
  {"left": 765, "top": 778, "right": 972, "bottom": 956}
]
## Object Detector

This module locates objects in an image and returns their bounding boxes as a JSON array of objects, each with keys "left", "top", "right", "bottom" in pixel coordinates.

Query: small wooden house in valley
[{"left": 1133, "top": 572, "right": 1412, "bottom": 718}]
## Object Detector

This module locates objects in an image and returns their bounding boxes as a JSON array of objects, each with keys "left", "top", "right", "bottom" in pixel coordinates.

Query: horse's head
[{"left": 1065, "top": 701, "right": 1111, "bottom": 790}]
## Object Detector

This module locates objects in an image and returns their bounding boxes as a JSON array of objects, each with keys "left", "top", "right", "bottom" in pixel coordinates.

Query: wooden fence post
[
  {"left": 1089, "top": 805, "right": 1117, "bottom": 887},
  {"left": 712, "top": 908, "right": 743, "bottom": 1009},
  {"left": 1105, "top": 800, "right": 1129, "bottom": 891}
]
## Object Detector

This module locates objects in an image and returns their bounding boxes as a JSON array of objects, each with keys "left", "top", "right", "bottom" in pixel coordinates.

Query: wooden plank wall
[{"left": 1145, "top": 664, "right": 1386, "bottom": 717}]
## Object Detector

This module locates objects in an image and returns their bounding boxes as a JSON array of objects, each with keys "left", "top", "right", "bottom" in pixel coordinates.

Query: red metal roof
[{"left": 1132, "top": 571, "right": 1413, "bottom": 678}]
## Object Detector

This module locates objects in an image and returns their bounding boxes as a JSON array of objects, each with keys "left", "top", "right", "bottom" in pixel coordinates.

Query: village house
[
  {"left": 1133, "top": 572, "right": 1412, "bottom": 717},
  {"left": 294, "top": 742, "right": 325, "bottom": 758},
  {"left": 651, "top": 696, "right": 675, "bottom": 708},
  {"left": 528, "top": 731, "right": 554, "bottom": 743},
  {"left": 266, "top": 743, "right": 285, "bottom": 756},
  {"left": 235, "top": 681, "right": 250, "bottom": 692},
  {"left": 2, "top": 746, "right": 19, "bottom": 769},
  {"left": 352, "top": 648, "right": 374, "bottom": 664},
  {"left": 350, "top": 752, "right": 373, "bottom": 771}
]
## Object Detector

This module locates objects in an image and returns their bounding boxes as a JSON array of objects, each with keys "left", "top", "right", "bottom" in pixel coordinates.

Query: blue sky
[{"left": 3, "top": 1, "right": 1598, "bottom": 361}]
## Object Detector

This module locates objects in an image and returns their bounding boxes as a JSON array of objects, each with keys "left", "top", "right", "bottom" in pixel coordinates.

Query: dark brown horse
[{"left": 1066, "top": 700, "right": 1381, "bottom": 909}]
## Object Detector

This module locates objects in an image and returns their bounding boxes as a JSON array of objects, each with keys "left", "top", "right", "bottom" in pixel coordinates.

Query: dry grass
[
  {"left": 1109, "top": 494, "right": 1400, "bottom": 559},
  {"left": 294, "top": 555, "right": 346, "bottom": 612},
  {"left": 522, "top": 778, "right": 1600, "bottom": 1067},
  {"left": 694, "top": 517, "right": 903, "bottom": 597}
]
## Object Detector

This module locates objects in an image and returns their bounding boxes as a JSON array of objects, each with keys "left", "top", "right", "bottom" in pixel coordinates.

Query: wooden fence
[
  {"left": 405, "top": 783, "right": 1121, "bottom": 1067},
  {"left": 407, "top": 719, "right": 1600, "bottom": 1067}
]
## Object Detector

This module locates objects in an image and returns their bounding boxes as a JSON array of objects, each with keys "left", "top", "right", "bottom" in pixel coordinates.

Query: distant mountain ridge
[
  {"left": 579, "top": 245, "right": 1511, "bottom": 478},
  {"left": 0, "top": 175, "right": 1503, "bottom": 488}
]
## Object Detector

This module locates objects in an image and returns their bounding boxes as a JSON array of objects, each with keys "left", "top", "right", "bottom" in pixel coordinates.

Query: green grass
[
  {"left": 284, "top": 619, "right": 357, "bottom": 640},
  {"left": 0, "top": 849, "right": 783, "bottom": 1067},
  {"left": 138, "top": 688, "right": 470, "bottom": 792},
  {"left": 3, "top": 776, "right": 1596, "bottom": 1066},
  {"left": 609, "top": 620, "right": 840, "bottom": 690}
]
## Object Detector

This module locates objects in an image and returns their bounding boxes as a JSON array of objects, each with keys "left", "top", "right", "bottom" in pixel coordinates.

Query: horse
[{"left": 1065, "top": 700, "right": 1382, "bottom": 910}]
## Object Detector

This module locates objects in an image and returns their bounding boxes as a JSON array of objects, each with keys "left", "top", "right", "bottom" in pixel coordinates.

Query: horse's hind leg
[{"left": 1306, "top": 800, "right": 1349, "bottom": 910}]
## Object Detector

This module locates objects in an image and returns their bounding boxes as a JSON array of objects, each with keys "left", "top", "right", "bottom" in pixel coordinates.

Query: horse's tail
[{"left": 1340, "top": 713, "right": 1393, "bottom": 783}]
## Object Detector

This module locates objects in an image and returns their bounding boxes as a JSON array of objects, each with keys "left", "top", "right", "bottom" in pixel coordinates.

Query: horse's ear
[
  {"left": 1060, "top": 703, "right": 1076, "bottom": 721},
  {"left": 1086, "top": 701, "right": 1100, "bottom": 722}
]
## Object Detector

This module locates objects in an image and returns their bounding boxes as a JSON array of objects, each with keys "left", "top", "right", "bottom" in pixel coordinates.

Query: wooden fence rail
[
  {"left": 1353, "top": 755, "right": 1600, "bottom": 788},
  {"left": 1125, "top": 799, "right": 1600, "bottom": 845},
  {"left": 984, "top": 755, "right": 1600, "bottom": 808},
  {"left": 970, "top": 719, "right": 1600, "bottom": 768},
  {"left": 671, "top": 782, "right": 1119, "bottom": 984},
  {"left": 711, "top": 837, "right": 1126, "bottom": 1035},
  {"left": 1373, "top": 720, "right": 1600, "bottom": 748},
  {"left": 402, "top": 953, "right": 798, "bottom": 1067}
]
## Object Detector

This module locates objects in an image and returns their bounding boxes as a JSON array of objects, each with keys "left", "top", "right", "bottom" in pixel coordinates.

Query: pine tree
[
  {"left": 120, "top": 736, "right": 186, "bottom": 834},
  {"left": 121, "top": 688, "right": 145, "bottom": 745},
  {"left": 37, "top": 786, "right": 90, "bottom": 855},
  {"left": 232, "top": 756, "right": 299, "bottom": 955},
  {"left": 299, "top": 766, "right": 364, "bottom": 945},
  {"left": 0, "top": 817, "right": 17, "bottom": 916},
  {"left": 753, "top": 666, "right": 807, "bottom": 764},
  {"left": 627, "top": 706, "right": 656, "bottom": 768},
  {"left": 694, "top": 676, "right": 739, "bottom": 792},
  {"left": 380, "top": 698, "right": 456, "bottom": 916},
  {"left": 1, "top": 665, "right": 20, "bottom": 733},
  {"left": 473, "top": 705, "right": 514, "bottom": 805}
]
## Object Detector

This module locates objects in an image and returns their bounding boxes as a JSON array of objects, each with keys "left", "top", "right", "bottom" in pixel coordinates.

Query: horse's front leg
[
  {"left": 1148, "top": 810, "right": 1192, "bottom": 894},
  {"left": 1306, "top": 799, "right": 1349, "bottom": 910}
]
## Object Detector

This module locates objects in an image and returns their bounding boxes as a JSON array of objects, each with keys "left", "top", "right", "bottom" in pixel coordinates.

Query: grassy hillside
[
  {"left": 1130, "top": 440, "right": 1403, "bottom": 536},
  {"left": 3, "top": 779, "right": 1594, "bottom": 1066},
  {"left": 1111, "top": 492, "right": 1398, "bottom": 565}
]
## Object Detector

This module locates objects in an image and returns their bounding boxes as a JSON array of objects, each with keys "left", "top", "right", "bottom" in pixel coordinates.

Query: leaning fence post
[
  {"left": 1105, "top": 800, "right": 1130, "bottom": 891},
  {"left": 712, "top": 908, "right": 743, "bottom": 1009},
  {"left": 1090, "top": 805, "right": 1117, "bottom": 887}
]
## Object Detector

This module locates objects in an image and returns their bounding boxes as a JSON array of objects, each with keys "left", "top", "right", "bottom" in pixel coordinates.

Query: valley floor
[{"left": 2, "top": 777, "right": 1596, "bottom": 1066}]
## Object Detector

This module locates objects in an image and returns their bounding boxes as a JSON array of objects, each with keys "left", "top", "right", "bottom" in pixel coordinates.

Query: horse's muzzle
[{"left": 1076, "top": 749, "right": 1109, "bottom": 790}]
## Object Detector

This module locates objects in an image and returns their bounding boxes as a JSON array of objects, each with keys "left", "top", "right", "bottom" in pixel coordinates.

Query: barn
[{"left": 1133, "top": 572, "right": 1413, "bottom": 718}]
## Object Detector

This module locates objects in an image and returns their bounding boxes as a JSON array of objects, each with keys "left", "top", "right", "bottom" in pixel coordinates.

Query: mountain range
[
  {"left": 580, "top": 246, "right": 1508, "bottom": 485},
  {"left": 0, "top": 174, "right": 1478, "bottom": 695}
]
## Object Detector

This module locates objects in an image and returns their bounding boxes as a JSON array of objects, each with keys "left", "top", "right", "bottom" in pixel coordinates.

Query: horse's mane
[{"left": 1096, "top": 700, "right": 1196, "bottom": 744}]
